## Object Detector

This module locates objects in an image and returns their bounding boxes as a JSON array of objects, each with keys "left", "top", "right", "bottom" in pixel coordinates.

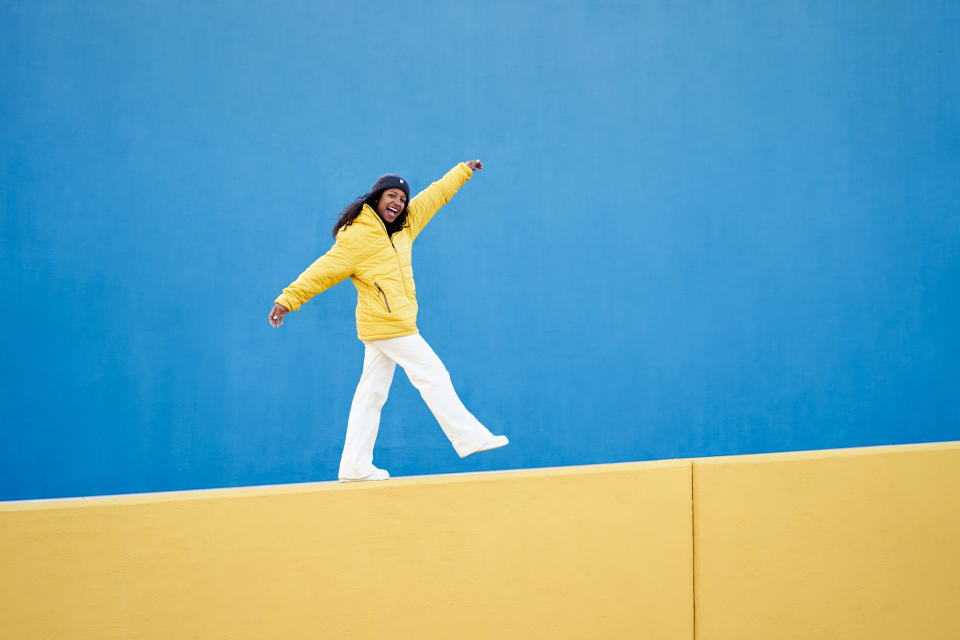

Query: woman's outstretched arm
[
  {"left": 268, "top": 233, "right": 356, "bottom": 327},
  {"left": 406, "top": 159, "right": 482, "bottom": 240}
]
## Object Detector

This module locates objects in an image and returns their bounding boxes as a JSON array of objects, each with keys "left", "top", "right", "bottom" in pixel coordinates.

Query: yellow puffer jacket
[{"left": 275, "top": 162, "right": 473, "bottom": 341}]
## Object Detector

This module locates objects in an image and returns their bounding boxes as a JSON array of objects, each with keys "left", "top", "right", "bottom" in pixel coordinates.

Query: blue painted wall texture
[{"left": 2, "top": 1, "right": 958, "bottom": 500}]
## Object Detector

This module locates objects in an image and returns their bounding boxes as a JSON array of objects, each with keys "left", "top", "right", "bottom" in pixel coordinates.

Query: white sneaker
[
  {"left": 338, "top": 468, "right": 390, "bottom": 483},
  {"left": 464, "top": 435, "right": 509, "bottom": 457}
]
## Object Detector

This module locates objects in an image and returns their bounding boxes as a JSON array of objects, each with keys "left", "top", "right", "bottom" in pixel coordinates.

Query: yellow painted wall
[
  {"left": 4, "top": 442, "right": 959, "bottom": 639},
  {"left": 0, "top": 461, "right": 694, "bottom": 640},
  {"left": 693, "top": 442, "right": 960, "bottom": 639}
]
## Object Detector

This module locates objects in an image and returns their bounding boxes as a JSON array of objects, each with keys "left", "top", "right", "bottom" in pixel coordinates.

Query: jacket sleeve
[
  {"left": 406, "top": 162, "right": 473, "bottom": 241},
  {"left": 274, "top": 233, "right": 355, "bottom": 312}
]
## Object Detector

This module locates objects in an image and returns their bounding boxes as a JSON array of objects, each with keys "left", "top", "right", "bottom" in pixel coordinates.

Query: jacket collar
[{"left": 361, "top": 204, "right": 387, "bottom": 231}]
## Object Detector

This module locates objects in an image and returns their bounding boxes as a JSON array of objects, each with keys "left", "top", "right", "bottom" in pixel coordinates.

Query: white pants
[{"left": 338, "top": 333, "right": 494, "bottom": 479}]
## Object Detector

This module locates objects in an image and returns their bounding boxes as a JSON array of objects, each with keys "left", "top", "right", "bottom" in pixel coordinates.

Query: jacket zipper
[
  {"left": 391, "top": 244, "right": 412, "bottom": 299},
  {"left": 374, "top": 282, "right": 391, "bottom": 313},
  {"left": 371, "top": 208, "right": 413, "bottom": 299}
]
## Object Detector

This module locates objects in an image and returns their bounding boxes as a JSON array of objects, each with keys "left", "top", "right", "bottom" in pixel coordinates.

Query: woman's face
[{"left": 376, "top": 188, "right": 407, "bottom": 224}]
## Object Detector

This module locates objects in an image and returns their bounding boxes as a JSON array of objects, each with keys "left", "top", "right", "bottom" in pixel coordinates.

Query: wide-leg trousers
[{"left": 338, "top": 332, "right": 494, "bottom": 479}]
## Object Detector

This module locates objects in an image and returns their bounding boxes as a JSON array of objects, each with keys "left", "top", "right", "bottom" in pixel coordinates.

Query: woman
[{"left": 268, "top": 159, "right": 508, "bottom": 482}]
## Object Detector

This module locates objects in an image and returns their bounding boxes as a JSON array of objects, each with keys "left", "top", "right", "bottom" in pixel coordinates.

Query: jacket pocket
[{"left": 374, "top": 282, "right": 391, "bottom": 313}]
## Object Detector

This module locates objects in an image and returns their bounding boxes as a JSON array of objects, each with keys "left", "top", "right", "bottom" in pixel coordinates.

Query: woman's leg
[
  {"left": 338, "top": 341, "right": 396, "bottom": 479},
  {"left": 373, "top": 333, "right": 497, "bottom": 457}
]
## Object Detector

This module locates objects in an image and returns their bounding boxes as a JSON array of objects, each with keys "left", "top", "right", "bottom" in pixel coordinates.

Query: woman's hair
[{"left": 332, "top": 188, "right": 409, "bottom": 238}]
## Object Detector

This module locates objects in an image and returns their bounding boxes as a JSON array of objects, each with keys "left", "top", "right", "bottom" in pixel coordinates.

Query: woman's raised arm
[{"left": 406, "top": 159, "right": 483, "bottom": 240}]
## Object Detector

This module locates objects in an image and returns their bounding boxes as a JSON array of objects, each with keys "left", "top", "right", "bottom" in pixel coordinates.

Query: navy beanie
[{"left": 370, "top": 174, "right": 410, "bottom": 201}]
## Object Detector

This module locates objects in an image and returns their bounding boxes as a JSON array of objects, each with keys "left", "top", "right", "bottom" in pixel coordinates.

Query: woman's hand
[
  {"left": 268, "top": 303, "right": 289, "bottom": 328},
  {"left": 464, "top": 159, "right": 483, "bottom": 171}
]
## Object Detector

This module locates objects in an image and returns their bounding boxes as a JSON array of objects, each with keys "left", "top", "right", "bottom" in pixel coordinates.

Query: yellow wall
[
  {"left": 3, "top": 442, "right": 959, "bottom": 639},
  {"left": 694, "top": 442, "right": 960, "bottom": 639},
  {"left": 0, "top": 461, "right": 694, "bottom": 640}
]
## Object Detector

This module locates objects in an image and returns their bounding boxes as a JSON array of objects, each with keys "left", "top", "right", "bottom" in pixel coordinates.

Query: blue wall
[{"left": 2, "top": 1, "right": 958, "bottom": 500}]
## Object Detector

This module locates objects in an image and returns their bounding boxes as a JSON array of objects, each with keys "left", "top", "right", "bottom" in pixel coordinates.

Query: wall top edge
[
  {"left": 0, "top": 458, "right": 692, "bottom": 512},
  {"left": 692, "top": 440, "right": 960, "bottom": 467},
  {"left": 5, "top": 441, "right": 955, "bottom": 511}
]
